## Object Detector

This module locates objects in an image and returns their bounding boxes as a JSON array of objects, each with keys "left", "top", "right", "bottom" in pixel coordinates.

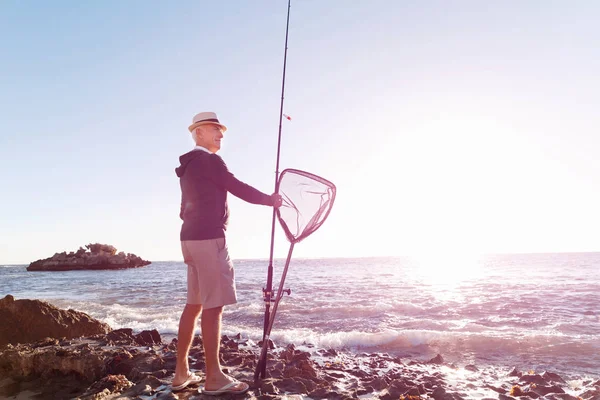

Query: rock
[
  {"left": 508, "top": 367, "right": 522, "bottom": 377},
  {"left": 484, "top": 384, "right": 507, "bottom": 394},
  {"left": 520, "top": 374, "right": 548, "bottom": 386},
  {"left": 510, "top": 385, "right": 524, "bottom": 397},
  {"left": 465, "top": 364, "right": 479, "bottom": 372},
  {"left": 365, "top": 376, "right": 388, "bottom": 391},
  {"left": 550, "top": 394, "right": 581, "bottom": 400},
  {"left": 0, "top": 295, "right": 110, "bottom": 346},
  {"left": 581, "top": 388, "right": 600, "bottom": 399},
  {"left": 428, "top": 354, "right": 445, "bottom": 364},
  {"left": 542, "top": 371, "right": 567, "bottom": 384},
  {"left": 260, "top": 378, "right": 280, "bottom": 395},
  {"left": 81, "top": 374, "right": 134, "bottom": 398},
  {"left": 26, "top": 243, "right": 151, "bottom": 271},
  {"left": 156, "top": 392, "right": 179, "bottom": 400},
  {"left": 134, "top": 329, "right": 162, "bottom": 346},
  {"left": 432, "top": 386, "right": 447, "bottom": 400},
  {"left": 308, "top": 386, "right": 338, "bottom": 399},
  {"left": 532, "top": 385, "right": 565, "bottom": 396},
  {"left": 258, "top": 338, "right": 276, "bottom": 350},
  {"left": 499, "top": 394, "right": 517, "bottom": 400},
  {"left": 0, "top": 344, "right": 107, "bottom": 381},
  {"left": 279, "top": 377, "right": 307, "bottom": 394}
]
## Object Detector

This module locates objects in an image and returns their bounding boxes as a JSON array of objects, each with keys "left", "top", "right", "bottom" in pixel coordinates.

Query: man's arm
[{"left": 210, "top": 154, "right": 273, "bottom": 206}]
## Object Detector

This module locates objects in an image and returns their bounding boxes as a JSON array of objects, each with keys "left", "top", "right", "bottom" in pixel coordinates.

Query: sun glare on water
[{"left": 409, "top": 249, "right": 484, "bottom": 287}]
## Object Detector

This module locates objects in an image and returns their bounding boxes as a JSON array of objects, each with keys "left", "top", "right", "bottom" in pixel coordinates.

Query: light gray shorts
[{"left": 181, "top": 238, "right": 237, "bottom": 309}]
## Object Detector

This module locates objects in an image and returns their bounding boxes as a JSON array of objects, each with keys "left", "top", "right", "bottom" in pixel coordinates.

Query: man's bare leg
[
  {"left": 173, "top": 303, "right": 202, "bottom": 385},
  {"left": 202, "top": 306, "right": 248, "bottom": 391}
]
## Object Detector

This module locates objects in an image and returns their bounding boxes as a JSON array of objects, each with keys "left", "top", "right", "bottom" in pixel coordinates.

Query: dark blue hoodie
[{"left": 175, "top": 150, "right": 273, "bottom": 241}]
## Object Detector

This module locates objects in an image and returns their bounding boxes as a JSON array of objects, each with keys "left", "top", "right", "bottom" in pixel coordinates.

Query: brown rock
[
  {"left": 508, "top": 367, "right": 522, "bottom": 377},
  {"left": 365, "top": 376, "right": 388, "bottom": 391},
  {"left": 0, "top": 295, "right": 110, "bottom": 346},
  {"left": 542, "top": 371, "right": 567, "bottom": 384},
  {"left": 484, "top": 384, "right": 507, "bottom": 394},
  {"left": 520, "top": 374, "right": 548, "bottom": 386},
  {"left": 385, "top": 379, "right": 410, "bottom": 398},
  {"left": 260, "top": 378, "right": 280, "bottom": 395},
  {"left": 81, "top": 374, "right": 134, "bottom": 398},
  {"left": 0, "top": 344, "right": 107, "bottom": 382},
  {"left": 279, "top": 377, "right": 307, "bottom": 394},
  {"left": 550, "top": 394, "right": 584, "bottom": 400},
  {"left": 134, "top": 329, "right": 162, "bottom": 346},
  {"left": 428, "top": 354, "right": 445, "bottom": 364},
  {"left": 533, "top": 385, "right": 565, "bottom": 396},
  {"left": 432, "top": 386, "right": 447, "bottom": 400},
  {"left": 283, "top": 366, "right": 303, "bottom": 378},
  {"left": 26, "top": 243, "right": 151, "bottom": 271}
]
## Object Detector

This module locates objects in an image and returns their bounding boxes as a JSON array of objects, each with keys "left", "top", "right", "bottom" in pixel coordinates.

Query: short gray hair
[{"left": 191, "top": 126, "right": 203, "bottom": 144}]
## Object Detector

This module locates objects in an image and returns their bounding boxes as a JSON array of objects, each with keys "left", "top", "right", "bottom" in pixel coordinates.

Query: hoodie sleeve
[{"left": 210, "top": 154, "right": 273, "bottom": 206}]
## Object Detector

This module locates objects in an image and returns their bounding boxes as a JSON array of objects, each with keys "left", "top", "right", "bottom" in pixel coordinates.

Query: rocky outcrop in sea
[
  {"left": 0, "top": 298, "right": 598, "bottom": 400},
  {"left": 26, "top": 243, "right": 151, "bottom": 271}
]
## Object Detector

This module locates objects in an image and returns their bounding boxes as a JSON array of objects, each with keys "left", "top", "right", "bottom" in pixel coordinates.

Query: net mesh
[{"left": 276, "top": 168, "right": 336, "bottom": 244}]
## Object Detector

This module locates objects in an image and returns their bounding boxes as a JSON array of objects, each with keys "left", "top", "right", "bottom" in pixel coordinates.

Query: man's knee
[
  {"left": 184, "top": 303, "right": 202, "bottom": 315},
  {"left": 202, "top": 306, "right": 223, "bottom": 319}
]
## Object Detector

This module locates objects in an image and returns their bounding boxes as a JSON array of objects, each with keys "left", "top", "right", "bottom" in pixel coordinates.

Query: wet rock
[
  {"left": 508, "top": 367, "right": 522, "bottom": 377},
  {"left": 432, "top": 386, "right": 447, "bottom": 400},
  {"left": 106, "top": 328, "right": 136, "bottom": 344},
  {"left": 323, "top": 348, "right": 338, "bottom": 356},
  {"left": 0, "top": 295, "right": 110, "bottom": 346},
  {"left": 258, "top": 338, "right": 276, "bottom": 349},
  {"left": 499, "top": 394, "right": 517, "bottom": 400},
  {"left": 485, "top": 384, "right": 507, "bottom": 394},
  {"left": 428, "top": 354, "right": 445, "bottom": 364},
  {"left": 581, "top": 387, "right": 600, "bottom": 399},
  {"left": 549, "top": 394, "right": 581, "bottom": 400},
  {"left": 465, "top": 364, "right": 479, "bottom": 372},
  {"left": 365, "top": 376, "right": 388, "bottom": 391},
  {"left": 520, "top": 374, "right": 548, "bottom": 386},
  {"left": 542, "top": 371, "right": 567, "bottom": 384},
  {"left": 134, "top": 329, "right": 162, "bottom": 346},
  {"left": 532, "top": 385, "right": 565, "bottom": 396}
]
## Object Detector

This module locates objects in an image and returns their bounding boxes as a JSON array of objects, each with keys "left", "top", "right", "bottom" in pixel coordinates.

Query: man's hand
[{"left": 271, "top": 193, "right": 283, "bottom": 208}]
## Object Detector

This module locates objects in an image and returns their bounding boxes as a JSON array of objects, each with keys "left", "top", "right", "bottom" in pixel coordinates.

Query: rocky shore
[
  {"left": 0, "top": 297, "right": 598, "bottom": 400},
  {"left": 26, "top": 243, "right": 151, "bottom": 271}
]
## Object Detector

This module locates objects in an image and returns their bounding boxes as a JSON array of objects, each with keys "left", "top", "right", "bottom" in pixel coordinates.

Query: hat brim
[{"left": 188, "top": 121, "right": 227, "bottom": 133}]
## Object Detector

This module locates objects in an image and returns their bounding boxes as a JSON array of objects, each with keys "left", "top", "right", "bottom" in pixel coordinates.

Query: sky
[{"left": 1, "top": 1, "right": 600, "bottom": 264}]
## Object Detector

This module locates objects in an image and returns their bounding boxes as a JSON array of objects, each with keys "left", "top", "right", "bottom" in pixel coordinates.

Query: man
[{"left": 172, "top": 111, "right": 281, "bottom": 395}]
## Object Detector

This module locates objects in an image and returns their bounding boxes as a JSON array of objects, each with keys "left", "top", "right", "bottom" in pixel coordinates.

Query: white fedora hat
[{"left": 188, "top": 111, "right": 227, "bottom": 133}]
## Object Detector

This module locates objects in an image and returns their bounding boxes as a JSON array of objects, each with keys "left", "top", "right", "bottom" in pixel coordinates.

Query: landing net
[{"left": 276, "top": 168, "right": 336, "bottom": 244}]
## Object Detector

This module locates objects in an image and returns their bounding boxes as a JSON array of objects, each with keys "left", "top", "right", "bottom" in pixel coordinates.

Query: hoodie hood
[{"left": 176, "top": 150, "right": 208, "bottom": 177}]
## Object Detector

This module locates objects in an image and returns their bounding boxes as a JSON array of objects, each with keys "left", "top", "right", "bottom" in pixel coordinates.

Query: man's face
[{"left": 199, "top": 124, "right": 224, "bottom": 153}]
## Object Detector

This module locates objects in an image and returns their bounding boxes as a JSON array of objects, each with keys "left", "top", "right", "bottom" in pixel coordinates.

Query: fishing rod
[
  {"left": 258, "top": 0, "right": 292, "bottom": 381},
  {"left": 254, "top": 0, "right": 337, "bottom": 387}
]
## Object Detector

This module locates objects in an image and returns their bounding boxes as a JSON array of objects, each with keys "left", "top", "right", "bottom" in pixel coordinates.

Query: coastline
[{"left": 1, "top": 327, "right": 598, "bottom": 400}]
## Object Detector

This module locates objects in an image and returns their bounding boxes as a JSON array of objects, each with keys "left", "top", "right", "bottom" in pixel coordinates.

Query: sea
[{"left": 1, "top": 253, "right": 599, "bottom": 379}]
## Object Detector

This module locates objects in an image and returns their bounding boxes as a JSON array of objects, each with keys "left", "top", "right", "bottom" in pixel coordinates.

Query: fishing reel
[{"left": 262, "top": 287, "right": 291, "bottom": 304}]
